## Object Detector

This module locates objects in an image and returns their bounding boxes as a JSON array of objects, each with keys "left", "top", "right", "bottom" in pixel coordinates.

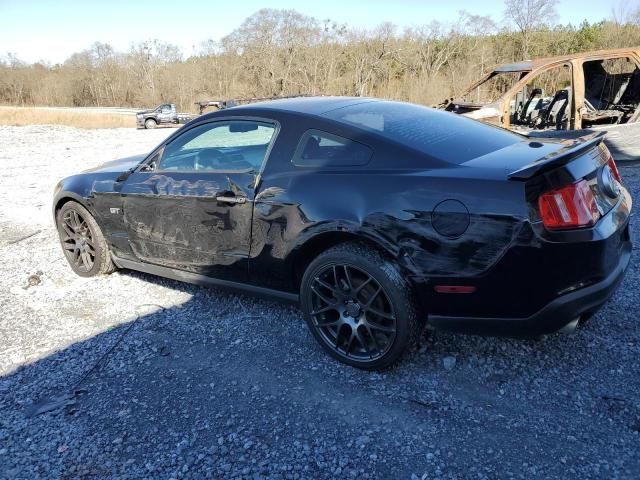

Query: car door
[
  {"left": 120, "top": 119, "right": 278, "bottom": 281},
  {"left": 157, "top": 104, "right": 173, "bottom": 124}
]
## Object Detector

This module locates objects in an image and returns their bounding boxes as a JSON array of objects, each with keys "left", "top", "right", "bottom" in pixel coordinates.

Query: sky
[{"left": 0, "top": 0, "right": 632, "bottom": 64}]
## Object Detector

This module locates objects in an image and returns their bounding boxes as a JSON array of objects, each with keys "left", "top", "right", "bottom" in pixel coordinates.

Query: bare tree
[
  {"left": 2, "top": 7, "right": 640, "bottom": 111},
  {"left": 611, "top": 1, "right": 640, "bottom": 25},
  {"left": 504, "top": 0, "right": 558, "bottom": 59}
]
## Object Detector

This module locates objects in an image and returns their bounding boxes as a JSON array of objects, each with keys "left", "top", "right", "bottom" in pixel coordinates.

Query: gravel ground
[{"left": 0, "top": 125, "right": 639, "bottom": 479}]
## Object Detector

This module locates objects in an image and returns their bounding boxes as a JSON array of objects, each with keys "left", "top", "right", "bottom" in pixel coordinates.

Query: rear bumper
[{"left": 428, "top": 241, "right": 631, "bottom": 337}]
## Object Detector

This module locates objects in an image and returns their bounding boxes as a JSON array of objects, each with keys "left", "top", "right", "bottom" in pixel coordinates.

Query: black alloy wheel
[
  {"left": 301, "top": 243, "right": 420, "bottom": 370},
  {"left": 59, "top": 208, "right": 95, "bottom": 272},
  {"left": 56, "top": 201, "right": 116, "bottom": 277},
  {"left": 310, "top": 264, "right": 397, "bottom": 362}
]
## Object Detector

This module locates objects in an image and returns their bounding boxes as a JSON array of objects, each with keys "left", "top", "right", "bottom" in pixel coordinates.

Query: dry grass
[{"left": 0, "top": 107, "right": 136, "bottom": 129}]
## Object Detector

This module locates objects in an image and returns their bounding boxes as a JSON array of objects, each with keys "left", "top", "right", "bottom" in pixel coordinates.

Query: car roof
[
  {"left": 207, "top": 96, "right": 382, "bottom": 118},
  {"left": 491, "top": 46, "right": 640, "bottom": 74},
  {"left": 494, "top": 61, "right": 534, "bottom": 73}
]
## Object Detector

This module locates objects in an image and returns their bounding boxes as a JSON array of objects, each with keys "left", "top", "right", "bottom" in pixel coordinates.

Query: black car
[{"left": 54, "top": 97, "right": 632, "bottom": 369}]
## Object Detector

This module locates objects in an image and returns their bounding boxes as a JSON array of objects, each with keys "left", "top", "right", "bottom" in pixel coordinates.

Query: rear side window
[
  {"left": 292, "top": 129, "right": 372, "bottom": 167},
  {"left": 324, "top": 101, "right": 520, "bottom": 164}
]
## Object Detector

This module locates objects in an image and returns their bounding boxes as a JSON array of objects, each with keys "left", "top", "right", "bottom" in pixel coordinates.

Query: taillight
[
  {"left": 599, "top": 142, "right": 621, "bottom": 183},
  {"left": 607, "top": 156, "right": 621, "bottom": 183},
  {"left": 538, "top": 179, "right": 600, "bottom": 230}
]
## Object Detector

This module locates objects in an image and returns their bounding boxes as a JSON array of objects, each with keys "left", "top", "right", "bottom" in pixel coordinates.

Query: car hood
[{"left": 82, "top": 154, "right": 146, "bottom": 174}]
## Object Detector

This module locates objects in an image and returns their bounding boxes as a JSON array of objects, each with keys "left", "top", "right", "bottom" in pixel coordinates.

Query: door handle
[{"left": 216, "top": 195, "right": 247, "bottom": 204}]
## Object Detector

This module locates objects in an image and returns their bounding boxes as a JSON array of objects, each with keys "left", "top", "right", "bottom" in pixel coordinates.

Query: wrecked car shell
[{"left": 441, "top": 47, "right": 640, "bottom": 161}]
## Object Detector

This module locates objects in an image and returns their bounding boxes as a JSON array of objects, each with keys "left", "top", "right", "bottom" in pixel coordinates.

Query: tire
[
  {"left": 300, "top": 242, "right": 420, "bottom": 370},
  {"left": 56, "top": 201, "right": 116, "bottom": 277},
  {"left": 144, "top": 118, "right": 157, "bottom": 129}
]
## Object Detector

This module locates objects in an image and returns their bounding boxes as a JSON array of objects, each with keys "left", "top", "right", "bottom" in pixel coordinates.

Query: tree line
[{"left": 1, "top": 2, "right": 640, "bottom": 113}]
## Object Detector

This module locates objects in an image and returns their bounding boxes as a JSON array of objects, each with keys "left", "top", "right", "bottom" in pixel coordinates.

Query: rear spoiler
[{"left": 508, "top": 132, "right": 607, "bottom": 181}]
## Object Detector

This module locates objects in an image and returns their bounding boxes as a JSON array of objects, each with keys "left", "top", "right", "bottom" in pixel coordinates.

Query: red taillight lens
[
  {"left": 607, "top": 156, "right": 621, "bottom": 183},
  {"left": 538, "top": 179, "right": 600, "bottom": 230}
]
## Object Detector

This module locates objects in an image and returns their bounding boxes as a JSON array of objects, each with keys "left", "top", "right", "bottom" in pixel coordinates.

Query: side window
[
  {"left": 158, "top": 121, "right": 276, "bottom": 172},
  {"left": 510, "top": 64, "right": 572, "bottom": 129},
  {"left": 292, "top": 130, "right": 372, "bottom": 167},
  {"left": 161, "top": 105, "right": 171, "bottom": 113},
  {"left": 582, "top": 57, "right": 640, "bottom": 125}
]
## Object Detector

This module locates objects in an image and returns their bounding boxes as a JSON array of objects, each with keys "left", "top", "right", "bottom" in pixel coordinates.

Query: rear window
[
  {"left": 292, "top": 129, "right": 372, "bottom": 167},
  {"left": 323, "top": 101, "right": 520, "bottom": 164}
]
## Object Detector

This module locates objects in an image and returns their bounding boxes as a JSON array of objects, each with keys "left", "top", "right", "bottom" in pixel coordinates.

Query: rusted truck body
[{"left": 440, "top": 47, "right": 640, "bottom": 161}]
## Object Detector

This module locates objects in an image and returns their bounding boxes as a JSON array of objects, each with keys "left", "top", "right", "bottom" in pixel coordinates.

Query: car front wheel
[
  {"left": 300, "top": 242, "right": 420, "bottom": 370},
  {"left": 56, "top": 201, "right": 116, "bottom": 277},
  {"left": 144, "top": 118, "right": 157, "bottom": 129}
]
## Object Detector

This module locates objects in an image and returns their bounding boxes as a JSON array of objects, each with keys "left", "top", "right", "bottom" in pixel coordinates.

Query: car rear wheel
[
  {"left": 56, "top": 201, "right": 116, "bottom": 277},
  {"left": 144, "top": 118, "right": 157, "bottom": 129},
  {"left": 300, "top": 243, "right": 420, "bottom": 370}
]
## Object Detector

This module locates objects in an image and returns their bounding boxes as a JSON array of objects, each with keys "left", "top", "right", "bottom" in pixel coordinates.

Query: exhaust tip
[{"left": 559, "top": 317, "right": 580, "bottom": 334}]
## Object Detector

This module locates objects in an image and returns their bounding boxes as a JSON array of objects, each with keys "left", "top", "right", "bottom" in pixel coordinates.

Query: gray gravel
[{"left": 1, "top": 125, "right": 639, "bottom": 479}]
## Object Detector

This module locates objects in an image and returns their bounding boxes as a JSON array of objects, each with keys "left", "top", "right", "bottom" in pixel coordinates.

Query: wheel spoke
[
  {"left": 311, "top": 285, "right": 337, "bottom": 306},
  {"left": 353, "top": 277, "right": 372, "bottom": 298},
  {"left": 344, "top": 330, "right": 355, "bottom": 355},
  {"left": 71, "top": 210, "right": 81, "bottom": 229},
  {"left": 314, "top": 276, "right": 340, "bottom": 297},
  {"left": 353, "top": 328, "right": 369, "bottom": 356},
  {"left": 311, "top": 305, "right": 336, "bottom": 315},
  {"left": 60, "top": 222, "right": 75, "bottom": 238},
  {"left": 334, "top": 325, "right": 346, "bottom": 348},
  {"left": 81, "top": 252, "right": 92, "bottom": 270},
  {"left": 363, "top": 324, "right": 381, "bottom": 354},
  {"left": 316, "top": 318, "right": 341, "bottom": 328},
  {"left": 363, "top": 286, "right": 382, "bottom": 307},
  {"left": 365, "top": 306, "right": 396, "bottom": 321},
  {"left": 364, "top": 319, "right": 395, "bottom": 333},
  {"left": 343, "top": 265, "right": 353, "bottom": 290},
  {"left": 63, "top": 217, "right": 76, "bottom": 233}
]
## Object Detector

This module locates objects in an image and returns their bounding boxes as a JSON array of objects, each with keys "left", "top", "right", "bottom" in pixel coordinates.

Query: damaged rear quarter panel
[{"left": 249, "top": 163, "right": 528, "bottom": 293}]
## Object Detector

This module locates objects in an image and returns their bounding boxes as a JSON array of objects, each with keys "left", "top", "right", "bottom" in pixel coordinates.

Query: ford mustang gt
[{"left": 53, "top": 97, "right": 632, "bottom": 369}]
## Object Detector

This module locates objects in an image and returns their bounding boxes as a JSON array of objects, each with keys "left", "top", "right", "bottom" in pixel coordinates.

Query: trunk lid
[{"left": 508, "top": 132, "right": 607, "bottom": 180}]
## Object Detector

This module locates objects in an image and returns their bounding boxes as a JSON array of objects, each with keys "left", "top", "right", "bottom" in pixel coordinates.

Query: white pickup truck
[{"left": 135, "top": 104, "right": 195, "bottom": 129}]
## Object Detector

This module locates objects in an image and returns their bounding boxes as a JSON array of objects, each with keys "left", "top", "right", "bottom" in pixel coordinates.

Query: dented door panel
[{"left": 120, "top": 171, "right": 255, "bottom": 281}]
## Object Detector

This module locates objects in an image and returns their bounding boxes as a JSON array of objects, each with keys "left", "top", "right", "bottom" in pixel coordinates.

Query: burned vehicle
[
  {"left": 440, "top": 47, "right": 640, "bottom": 161},
  {"left": 136, "top": 103, "right": 195, "bottom": 129},
  {"left": 54, "top": 97, "right": 632, "bottom": 370}
]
